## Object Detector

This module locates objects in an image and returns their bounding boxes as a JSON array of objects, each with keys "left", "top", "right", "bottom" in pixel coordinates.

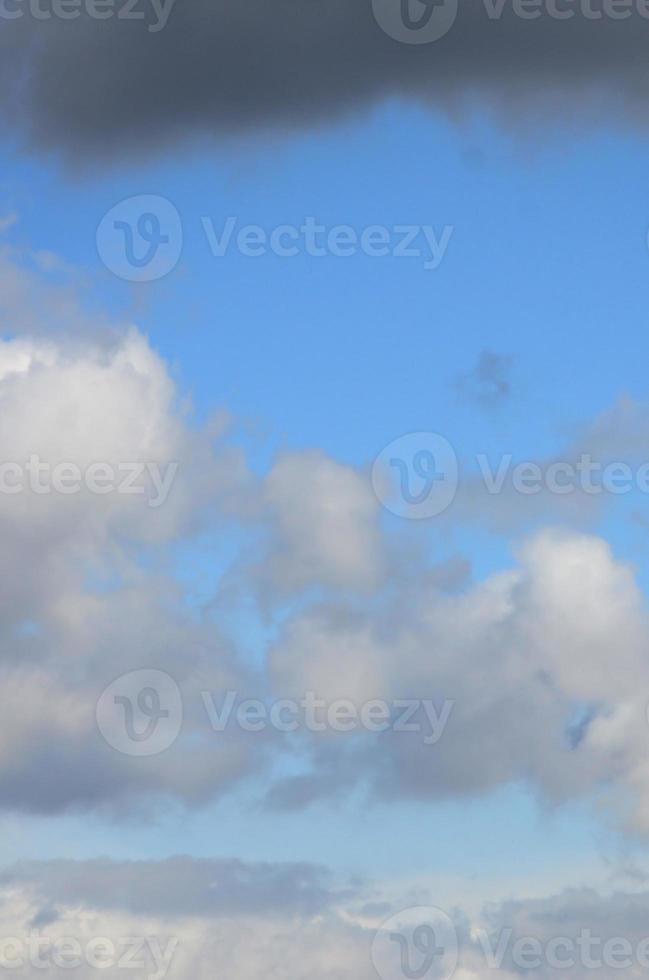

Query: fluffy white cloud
[
  {"left": 1, "top": 306, "right": 648, "bottom": 832},
  {"left": 267, "top": 529, "right": 649, "bottom": 827},
  {"left": 0, "top": 263, "right": 258, "bottom": 812},
  {"left": 1, "top": 246, "right": 649, "bottom": 835},
  {"left": 260, "top": 449, "right": 387, "bottom": 595}
]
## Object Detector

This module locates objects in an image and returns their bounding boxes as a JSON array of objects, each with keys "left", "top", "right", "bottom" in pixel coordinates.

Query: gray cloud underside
[
  {"left": 0, "top": 857, "right": 337, "bottom": 918},
  {"left": 4, "top": 0, "right": 649, "bottom": 160},
  {"left": 5, "top": 860, "right": 649, "bottom": 980}
]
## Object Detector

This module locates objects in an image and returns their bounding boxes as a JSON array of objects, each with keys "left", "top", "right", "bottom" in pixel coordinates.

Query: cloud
[
  {"left": 0, "top": 857, "right": 374, "bottom": 980},
  {"left": 432, "top": 393, "right": 649, "bottom": 533},
  {"left": 0, "top": 249, "right": 262, "bottom": 814},
  {"left": 0, "top": 857, "right": 340, "bottom": 918},
  {"left": 466, "top": 887, "right": 649, "bottom": 979},
  {"left": 0, "top": 287, "right": 647, "bottom": 832},
  {"left": 456, "top": 350, "right": 513, "bottom": 409},
  {"left": 5, "top": 1, "right": 649, "bottom": 162},
  {"left": 258, "top": 450, "right": 387, "bottom": 597},
  {"left": 0, "top": 297, "right": 647, "bottom": 826},
  {"left": 3, "top": 858, "right": 649, "bottom": 979},
  {"left": 266, "top": 528, "right": 649, "bottom": 830},
  {"left": 4, "top": 244, "right": 649, "bottom": 835}
]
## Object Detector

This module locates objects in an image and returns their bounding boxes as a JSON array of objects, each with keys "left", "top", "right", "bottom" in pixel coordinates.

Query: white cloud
[
  {"left": 260, "top": 449, "right": 387, "bottom": 595},
  {"left": 266, "top": 529, "right": 649, "bottom": 829},
  {"left": 0, "top": 245, "right": 649, "bottom": 836}
]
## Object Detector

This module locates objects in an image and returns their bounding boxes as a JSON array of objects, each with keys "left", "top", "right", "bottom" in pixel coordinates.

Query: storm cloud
[{"left": 4, "top": 0, "right": 649, "bottom": 161}]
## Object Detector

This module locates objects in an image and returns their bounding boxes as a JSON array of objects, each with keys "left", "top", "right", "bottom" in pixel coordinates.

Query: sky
[{"left": 4, "top": 2, "right": 649, "bottom": 979}]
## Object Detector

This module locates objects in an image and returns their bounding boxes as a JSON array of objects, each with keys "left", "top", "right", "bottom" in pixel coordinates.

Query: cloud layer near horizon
[{"left": 3, "top": 857, "right": 649, "bottom": 979}]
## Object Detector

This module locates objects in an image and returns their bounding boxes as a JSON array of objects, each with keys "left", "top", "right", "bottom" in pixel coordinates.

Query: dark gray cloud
[{"left": 4, "top": 0, "right": 649, "bottom": 161}]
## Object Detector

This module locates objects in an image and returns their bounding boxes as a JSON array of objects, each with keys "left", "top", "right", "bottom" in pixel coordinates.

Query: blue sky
[
  {"left": 8, "top": 106, "right": 649, "bottom": 464},
  {"left": 5, "top": 17, "right": 649, "bottom": 974}
]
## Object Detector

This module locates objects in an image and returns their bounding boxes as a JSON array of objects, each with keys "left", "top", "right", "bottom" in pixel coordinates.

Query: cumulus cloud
[
  {"left": 258, "top": 450, "right": 387, "bottom": 597},
  {"left": 0, "top": 249, "right": 262, "bottom": 814},
  {"left": 3, "top": 295, "right": 649, "bottom": 828},
  {"left": 3, "top": 244, "right": 649, "bottom": 836},
  {"left": 2, "top": 294, "right": 649, "bottom": 831},
  {"left": 266, "top": 529, "right": 649, "bottom": 830}
]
